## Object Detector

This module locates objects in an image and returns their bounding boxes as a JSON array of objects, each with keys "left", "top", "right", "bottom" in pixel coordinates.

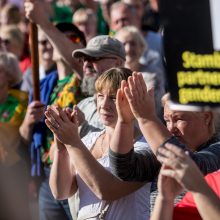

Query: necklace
[{"left": 100, "top": 132, "right": 109, "bottom": 156}]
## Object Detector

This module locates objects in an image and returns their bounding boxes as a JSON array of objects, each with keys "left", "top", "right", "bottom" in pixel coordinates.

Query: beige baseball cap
[{"left": 72, "top": 35, "right": 126, "bottom": 60}]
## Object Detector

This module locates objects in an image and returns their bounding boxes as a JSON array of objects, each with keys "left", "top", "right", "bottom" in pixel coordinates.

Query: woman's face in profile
[{"left": 164, "top": 103, "right": 212, "bottom": 150}]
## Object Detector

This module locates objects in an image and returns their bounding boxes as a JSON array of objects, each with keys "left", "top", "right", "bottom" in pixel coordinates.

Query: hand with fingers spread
[
  {"left": 116, "top": 80, "right": 134, "bottom": 124},
  {"left": 45, "top": 105, "right": 80, "bottom": 146},
  {"left": 157, "top": 143, "right": 205, "bottom": 192},
  {"left": 124, "top": 72, "right": 156, "bottom": 123}
]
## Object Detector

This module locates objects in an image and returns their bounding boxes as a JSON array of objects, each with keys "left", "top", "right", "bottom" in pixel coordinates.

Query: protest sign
[{"left": 160, "top": 0, "right": 220, "bottom": 110}]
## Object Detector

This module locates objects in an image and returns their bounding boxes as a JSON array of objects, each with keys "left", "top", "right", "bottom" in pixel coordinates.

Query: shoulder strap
[{"left": 98, "top": 202, "right": 111, "bottom": 220}]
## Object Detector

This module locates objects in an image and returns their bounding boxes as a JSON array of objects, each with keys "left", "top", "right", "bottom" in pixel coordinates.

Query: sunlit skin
[
  {"left": 116, "top": 32, "right": 143, "bottom": 67},
  {"left": 96, "top": 89, "right": 117, "bottom": 128},
  {"left": 164, "top": 103, "right": 212, "bottom": 151}
]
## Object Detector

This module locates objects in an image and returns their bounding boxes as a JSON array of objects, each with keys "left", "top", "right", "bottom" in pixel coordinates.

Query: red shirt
[
  {"left": 19, "top": 56, "right": 31, "bottom": 74},
  {"left": 173, "top": 170, "right": 220, "bottom": 220}
]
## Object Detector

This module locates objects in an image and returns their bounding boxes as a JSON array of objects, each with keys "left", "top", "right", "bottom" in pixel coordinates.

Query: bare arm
[
  {"left": 125, "top": 72, "right": 171, "bottom": 154},
  {"left": 65, "top": 141, "right": 145, "bottom": 201},
  {"left": 24, "top": 0, "right": 83, "bottom": 77},
  {"left": 110, "top": 81, "right": 134, "bottom": 155},
  {"left": 45, "top": 105, "right": 145, "bottom": 201},
  {"left": 151, "top": 196, "right": 174, "bottom": 220},
  {"left": 151, "top": 164, "right": 182, "bottom": 220},
  {"left": 192, "top": 183, "right": 220, "bottom": 220},
  {"left": 49, "top": 138, "right": 77, "bottom": 200}
]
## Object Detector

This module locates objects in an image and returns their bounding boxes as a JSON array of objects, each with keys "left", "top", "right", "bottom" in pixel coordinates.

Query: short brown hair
[{"left": 95, "top": 67, "right": 132, "bottom": 94}]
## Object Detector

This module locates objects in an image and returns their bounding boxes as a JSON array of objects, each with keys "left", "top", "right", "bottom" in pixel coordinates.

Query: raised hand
[
  {"left": 116, "top": 80, "right": 134, "bottom": 124},
  {"left": 158, "top": 164, "right": 183, "bottom": 200},
  {"left": 24, "top": 0, "right": 49, "bottom": 25},
  {"left": 45, "top": 105, "right": 80, "bottom": 146},
  {"left": 124, "top": 72, "right": 156, "bottom": 123},
  {"left": 24, "top": 101, "right": 45, "bottom": 126},
  {"left": 157, "top": 143, "right": 205, "bottom": 192}
]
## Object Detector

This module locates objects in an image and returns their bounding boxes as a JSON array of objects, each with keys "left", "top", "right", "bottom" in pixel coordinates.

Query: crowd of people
[{"left": 0, "top": 0, "right": 220, "bottom": 220}]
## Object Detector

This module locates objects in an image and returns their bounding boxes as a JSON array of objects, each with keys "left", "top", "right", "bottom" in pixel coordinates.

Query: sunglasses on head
[
  {"left": 38, "top": 35, "right": 81, "bottom": 46},
  {"left": 67, "top": 34, "right": 81, "bottom": 44}
]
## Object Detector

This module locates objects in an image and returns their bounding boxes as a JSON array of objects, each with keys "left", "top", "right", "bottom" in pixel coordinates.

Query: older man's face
[
  {"left": 81, "top": 56, "right": 122, "bottom": 96},
  {"left": 82, "top": 56, "right": 120, "bottom": 77}
]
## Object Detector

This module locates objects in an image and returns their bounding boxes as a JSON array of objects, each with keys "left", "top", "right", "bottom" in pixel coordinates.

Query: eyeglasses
[
  {"left": 81, "top": 56, "right": 118, "bottom": 63},
  {"left": 38, "top": 39, "right": 50, "bottom": 46},
  {"left": 0, "top": 38, "right": 11, "bottom": 45}
]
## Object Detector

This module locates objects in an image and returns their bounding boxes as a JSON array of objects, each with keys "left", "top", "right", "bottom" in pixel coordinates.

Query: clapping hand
[
  {"left": 45, "top": 105, "right": 80, "bottom": 146},
  {"left": 116, "top": 80, "right": 134, "bottom": 124},
  {"left": 157, "top": 143, "right": 204, "bottom": 192},
  {"left": 124, "top": 72, "right": 156, "bottom": 124}
]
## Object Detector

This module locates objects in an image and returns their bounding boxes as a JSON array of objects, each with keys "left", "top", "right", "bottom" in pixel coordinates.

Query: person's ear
[
  {"left": 203, "top": 112, "right": 213, "bottom": 126},
  {"left": 115, "top": 58, "right": 124, "bottom": 67}
]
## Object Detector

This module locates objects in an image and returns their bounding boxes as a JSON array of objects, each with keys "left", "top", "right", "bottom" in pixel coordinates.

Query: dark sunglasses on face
[
  {"left": 38, "top": 39, "right": 50, "bottom": 46},
  {"left": 81, "top": 56, "right": 117, "bottom": 63}
]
